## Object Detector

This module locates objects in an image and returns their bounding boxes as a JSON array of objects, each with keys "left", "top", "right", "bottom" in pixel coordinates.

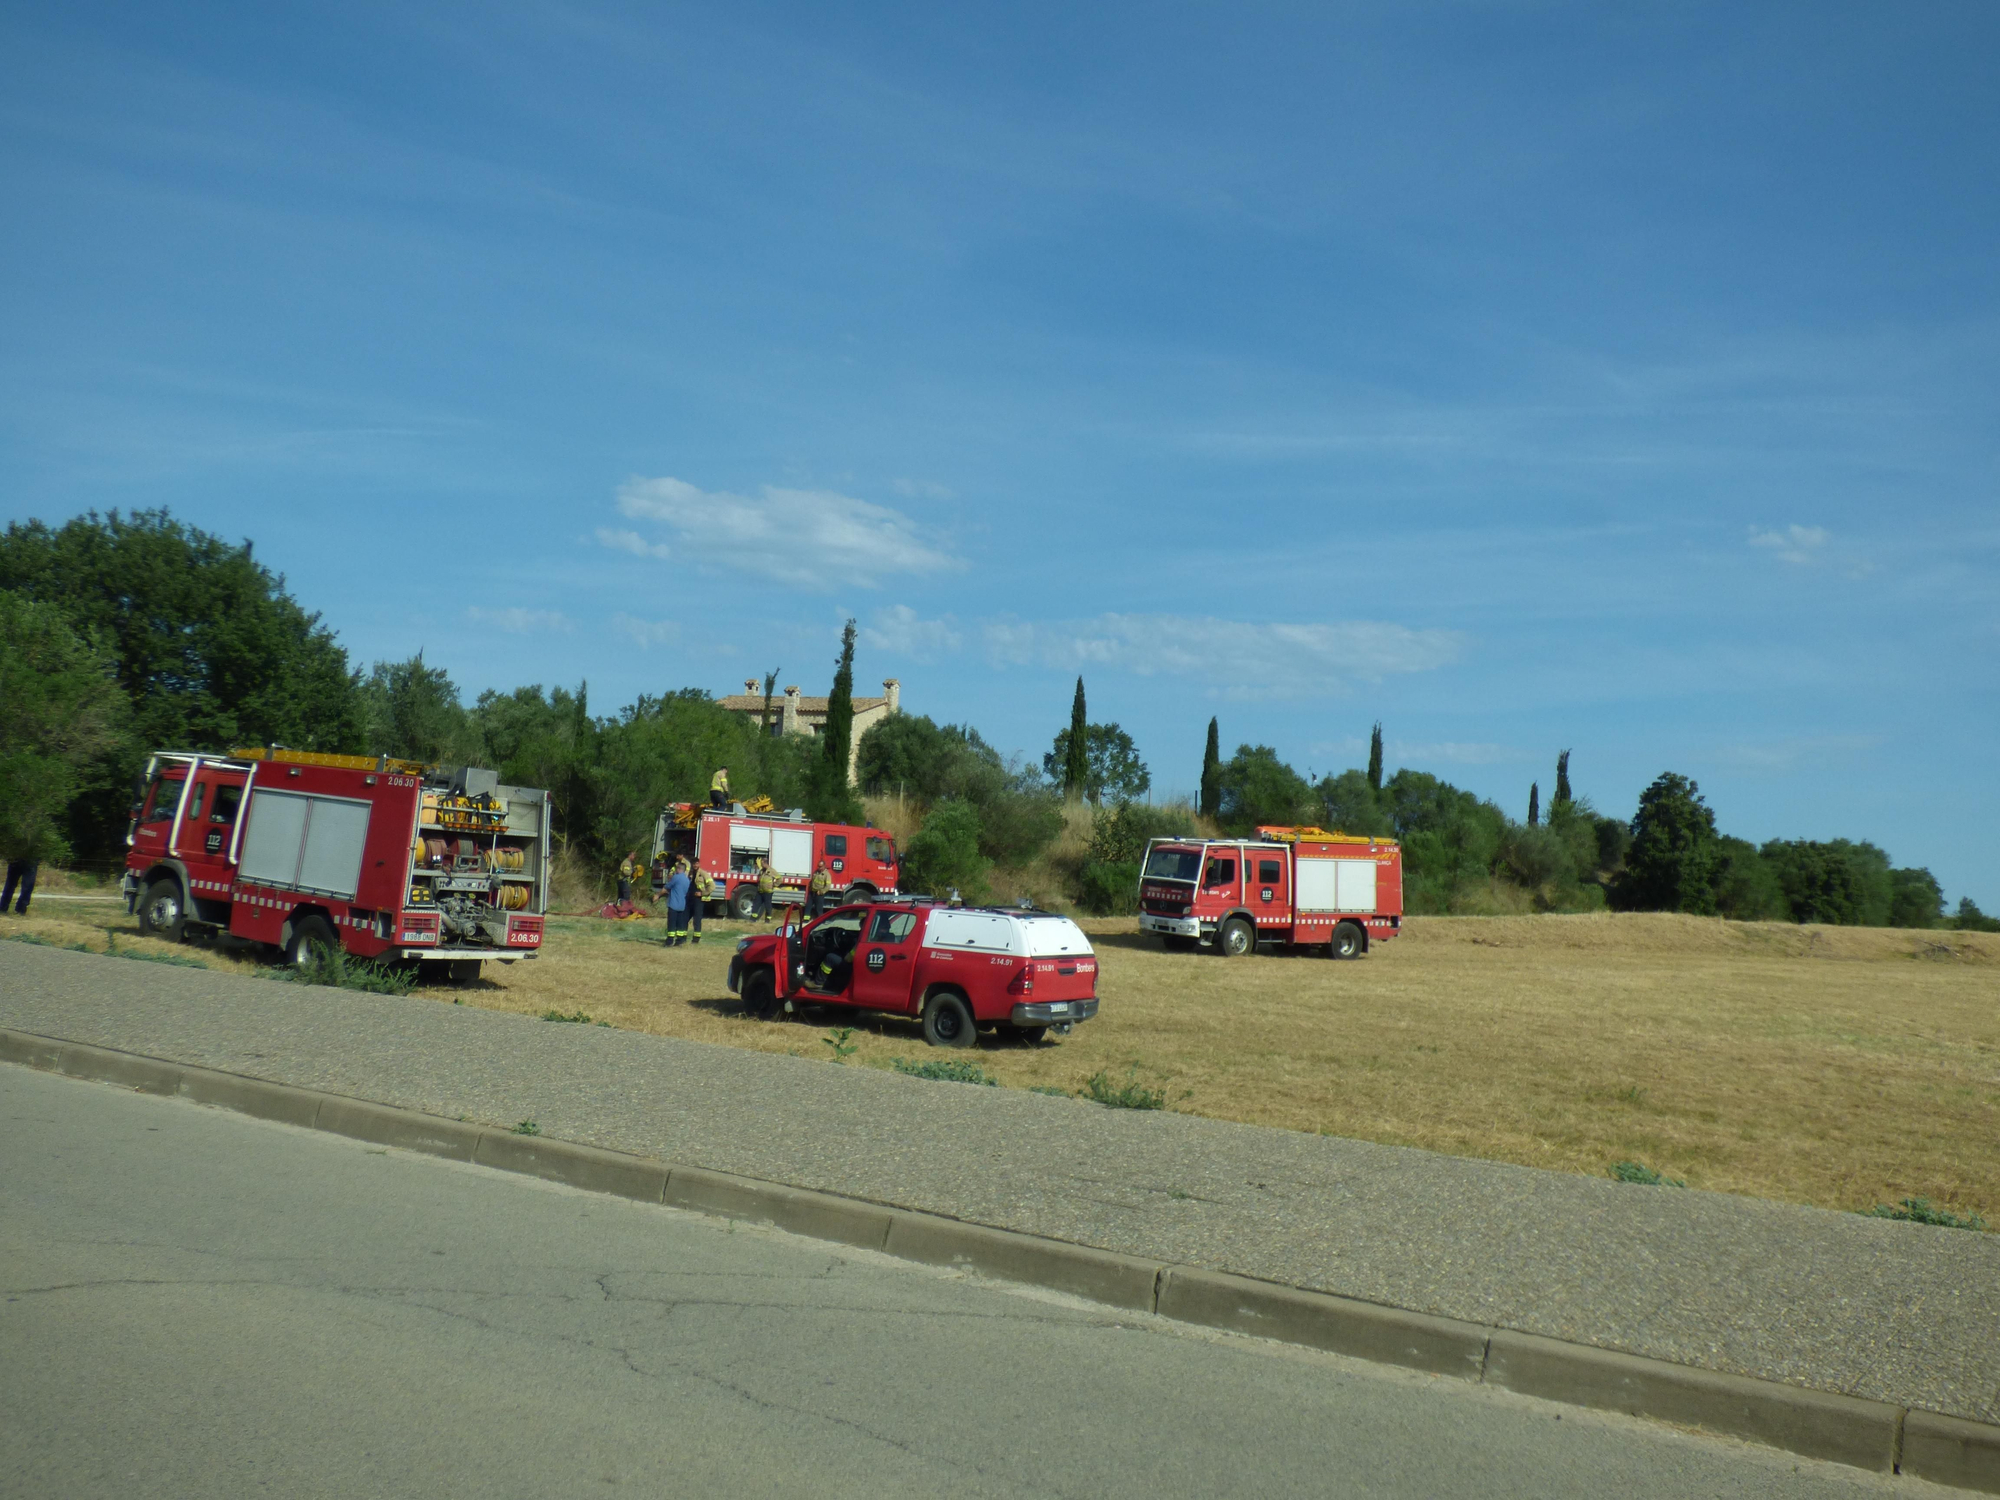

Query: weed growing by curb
[
  {"left": 541, "top": 1009, "right": 608, "bottom": 1025},
  {"left": 512, "top": 1120, "right": 541, "bottom": 1136},
  {"left": 1080, "top": 1067, "right": 1166, "bottom": 1110},
  {"left": 1868, "top": 1197, "right": 1987, "bottom": 1231},
  {"left": 1610, "top": 1160, "right": 1686, "bottom": 1187},
  {"left": 822, "top": 1027, "right": 859, "bottom": 1063},
  {"left": 891, "top": 1057, "right": 997, "bottom": 1086},
  {"left": 263, "top": 949, "right": 415, "bottom": 996}
]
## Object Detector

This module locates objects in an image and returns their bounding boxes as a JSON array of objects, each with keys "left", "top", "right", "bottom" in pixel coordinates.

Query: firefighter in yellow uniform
[
  {"left": 709, "top": 767, "right": 730, "bottom": 810},
  {"left": 808, "top": 861, "right": 833, "bottom": 918},
  {"left": 754, "top": 859, "right": 777, "bottom": 920},
  {"left": 617, "top": 851, "right": 637, "bottom": 906},
  {"left": 689, "top": 865, "right": 713, "bottom": 944}
]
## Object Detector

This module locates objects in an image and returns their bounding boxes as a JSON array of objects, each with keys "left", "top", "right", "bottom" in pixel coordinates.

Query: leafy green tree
[
  {"left": 1043, "top": 721, "right": 1150, "bottom": 804},
  {"left": 1887, "top": 867, "right": 1944, "bottom": 929},
  {"left": 1215, "top": 745, "right": 1312, "bottom": 832},
  {"left": 1611, "top": 773, "right": 1721, "bottom": 915},
  {"left": 1713, "top": 836, "right": 1789, "bottom": 921},
  {"left": 589, "top": 690, "right": 761, "bottom": 857},
  {"left": 1381, "top": 769, "right": 1507, "bottom": 913},
  {"left": 1758, "top": 839, "right": 1893, "bottom": 926},
  {"left": 806, "top": 621, "right": 863, "bottom": 825},
  {"left": 1316, "top": 768, "right": 1392, "bottom": 837},
  {"left": 1062, "top": 678, "right": 1089, "bottom": 800},
  {"left": 469, "top": 682, "right": 599, "bottom": 850},
  {"left": 1949, "top": 897, "right": 2000, "bottom": 934},
  {"left": 900, "top": 798, "right": 990, "bottom": 902},
  {"left": 1199, "top": 717, "right": 1221, "bottom": 817},
  {"left": 1366, "top": 722, "right": 1384, "bottom": 793},
  {"left": 1075, "top": 800, "right": 1203, "bottom": 915},
  {"left": 1495, "top": 823, "right": 1588, "bottom": 905},
  {"left": 362, "top": 653, "right": 479, "bottom": 765},
  {"left": 0, "top": 591, "right": 130, "bottom": 863},
  {"left": 0, "top": 509, "right": 364, "bottom": 857}
]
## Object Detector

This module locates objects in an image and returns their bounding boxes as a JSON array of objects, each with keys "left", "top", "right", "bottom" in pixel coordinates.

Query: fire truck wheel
[
  {"left": 284, "top": 915, "right": 338, "bottom": 970},
  {"left": 741, "top": 966, "right": 779, "bottom": 1021},
  {"left": 921, "top": 990, "right": 976, "bottom": 1048},
  {"left": 138, "top": 879, "right": 186, "bottom": 943},
  {"left": 1330, "top": 921, "right": 1365, "bottom": 959},
  {"left": 846, "top": 884, "right": 876, "bottom": 904},
  {"left": 1216, "top": 918, "right": 1256, "bottom": 959},
  {"left": 730, "top": 886, "right": 759, "bottom": 921},
  {"left": 448, "top": 960, "right": 482, "bottom": 984}
]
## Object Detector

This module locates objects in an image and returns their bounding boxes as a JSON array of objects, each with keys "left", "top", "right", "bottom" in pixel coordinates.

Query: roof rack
[{"left": 232, "top": 747, "right": 431, "bottom": 776}]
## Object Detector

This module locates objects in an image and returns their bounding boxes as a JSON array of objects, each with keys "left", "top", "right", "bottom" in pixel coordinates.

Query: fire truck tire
[
  {"left": 730, "top": 885, "right": 759, "bottom": 921},
  {"left": 1216, "top": 918, "right": 1256, "bottom": 959},
  {"left": 921, "top": 990, "right": 976, "bottom": 1049},
  {"left": 741, "top": 966, "right": 779, "bottom": 1021},
  {"left": 448, "top": 960, "right": 482, "bottom": 984},
  {"left": 846, "top": 884, "right": 876, "bottom": 904},
  {"left": 284, "top": 915, "right": 338, "bottom": 970},
  {"left": 137, "top": 879, "right": 187, "bottom": 943},
  {"left": 1331, "top": 921, "right": 1365, "bottom": 959}
]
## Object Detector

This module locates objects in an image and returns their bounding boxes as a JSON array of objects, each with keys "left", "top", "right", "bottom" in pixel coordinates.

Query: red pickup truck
[{"left": 727, "top": 898, "right": 1100, "bottom": 1047}]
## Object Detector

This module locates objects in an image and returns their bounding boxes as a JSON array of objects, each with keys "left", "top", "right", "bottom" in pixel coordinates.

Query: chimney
[
  {"left": 782, "top": 685, "right": 801, "bottom": 736},
  {"left": 883, "top": 678, "right": 901, "bottom": 714},
  {"left": 744, "top": 678, "right": 759, "bottom": 696}
]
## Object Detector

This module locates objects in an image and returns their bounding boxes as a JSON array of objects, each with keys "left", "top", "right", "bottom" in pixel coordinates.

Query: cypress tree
[
  {"left": 807, "top": 621, "right": 861, "bottom": 822},
  {"left": 1528, "top": 782, "right": 1540, "bottom": 826},
  {"left": 1199, "top": 716, "right": 1221, "bottom": 817},
  {"left": 1554, "top": 749, "right": 1572, "bottom": 809},
  {"left": 1064, "top": 677, "right": 1089, "bottom": 801},
  {"left": 1367, "top": 722, "right": 1384, "bottom": 792}
]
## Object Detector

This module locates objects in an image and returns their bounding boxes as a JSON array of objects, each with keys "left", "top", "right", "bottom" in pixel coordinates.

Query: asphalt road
[{"left": 1, "top": 1067, "right": 1954, "bottom": 1500}]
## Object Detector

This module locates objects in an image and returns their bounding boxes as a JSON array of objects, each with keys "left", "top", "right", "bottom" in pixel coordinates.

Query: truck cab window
[
  {"left": 866, "top": 909, "right": 916, "bottom": 944},
  {"left": 210, "top": 785, "right": 242, "bottom": 824},
  {"left": 1258, "top": 859, "right": 1282, "bottom": 884},
  {"left": 141, "top": 775, "right": 186, "bottom": 825},
  {"left": 823, "top": 834, "right": 848, "bottom": 856},
  {"left": 1202, "top": 857, "right": 1237, "bottom": 889},
  {"left": 866, "top": 837, "right": 894, "bottom": 863}
]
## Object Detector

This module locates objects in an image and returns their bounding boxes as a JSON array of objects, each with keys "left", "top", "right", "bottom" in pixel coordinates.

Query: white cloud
[
  {"left": 611, "top": 613, "right": 680, "bottom": 648},
  {"left": 464, "top": 606, "right": 572, "bottom": 635},
  {"left": 1748, "top": 524, "right": 1829, "bottom": 565},
  {"left": 610, "top": 476, "right": 960, "bottom": 587},
  {"left": 860, "top": 604, "right": 963, "bottom": 660},
  {"left": 983, "top": 614, "right": 1461, "bottom": 698},
  {"left": 595, "top": 526, "right": 672, "bottom": 559}
]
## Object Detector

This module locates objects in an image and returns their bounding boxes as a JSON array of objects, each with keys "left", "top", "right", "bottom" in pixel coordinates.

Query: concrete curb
[{"left": 5, "top": 1025, "right": 1995, "bottom": 1493}]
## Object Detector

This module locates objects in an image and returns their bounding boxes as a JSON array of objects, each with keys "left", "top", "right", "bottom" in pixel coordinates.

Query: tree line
[{"left": 1, "top": 508, "right": 1991, "bottom": 931}]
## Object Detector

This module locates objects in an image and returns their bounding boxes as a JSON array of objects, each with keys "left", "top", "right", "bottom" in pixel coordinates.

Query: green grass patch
[
  {"left": 822, "top": 1027, "right": 859, "bottom": 1063},
  {"left": 891, "top": 1057, "right": 997, "bottom": 1086},
  {"left": 541, "top": 1009, "right": 608, "bottom": 1025},
  {"left": 512, "top": 1119, "right": 541, "bottom": 1136},
  {"left": 1609, "top": 1160, "right": 1686, "bottom": 1188},
  {"left": 1079, "top": 1067, "right": 1166, "bottom": 1110},
  {"left": 263, "top": 949, "right": 416, "bottom": 996},
  {"left": 1867, "top": 1197, "right": 1987, "bottom": 1231}
]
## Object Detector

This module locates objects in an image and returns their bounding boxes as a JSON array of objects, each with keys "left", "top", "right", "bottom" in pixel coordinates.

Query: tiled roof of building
[{"left": 716, "top": 695, "right": 889, "bottom": 714}]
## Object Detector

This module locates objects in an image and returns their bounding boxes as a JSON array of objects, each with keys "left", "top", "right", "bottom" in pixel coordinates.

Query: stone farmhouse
[{"left": 716, "top": 678, "right": 901, "bottom": 786}]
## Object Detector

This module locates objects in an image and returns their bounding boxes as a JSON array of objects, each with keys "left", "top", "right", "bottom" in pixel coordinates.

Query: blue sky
[{"left": 4, "top": 1, "right": 1996, "bottom": 903}]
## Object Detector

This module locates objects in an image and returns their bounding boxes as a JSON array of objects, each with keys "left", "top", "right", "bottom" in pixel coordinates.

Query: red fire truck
[
  {"left": 1137, "top": 826, "right": 1404, "bottom": 958},
  {"left": 651, "top": 804, "right": 900, "bottom": 919},
  {"left": 122, "top": 747, "right": 551, "bottom": 979}
]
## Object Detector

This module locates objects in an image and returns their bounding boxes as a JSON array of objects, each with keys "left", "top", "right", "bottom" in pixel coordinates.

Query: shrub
[
  {"left": 899, "top": 798, "right": 991, "bottom": 902},
  {"left": 976, "top": 788, "right": 1064, "bottom": 867},
  {"left": 1079, "top": 1067, "right": 1166, "bottom": 1110},
  {"left": 1609, "top": 1160, "right": 1686, "bottom": 1187},
  {"left": 264, "top": 949, "right": 416, "bottom": 995}
]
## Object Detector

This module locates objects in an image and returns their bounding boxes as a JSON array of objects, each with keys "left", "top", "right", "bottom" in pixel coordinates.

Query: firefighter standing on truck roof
[
  {"left": 808, "top": 860, "right": 832, "bottom": 918},
  {"left": 689, "top": 864, "right": 712, "bottom": 944},
  {"left": 710, "top": 767, "right": 729, "bottom": 810}
]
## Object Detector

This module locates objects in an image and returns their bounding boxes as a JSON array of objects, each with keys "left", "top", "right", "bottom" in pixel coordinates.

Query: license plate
[{"left": 1050, "top": 1002, "right": 1070, "bottom": 1015}]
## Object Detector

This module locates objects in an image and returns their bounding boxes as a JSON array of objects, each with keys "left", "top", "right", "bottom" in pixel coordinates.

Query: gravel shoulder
[{"left": 4, "top": 939, "right": 1996, "bottom": 1427}]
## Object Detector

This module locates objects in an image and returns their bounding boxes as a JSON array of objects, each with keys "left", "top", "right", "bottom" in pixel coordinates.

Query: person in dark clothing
[{"left": 3, "top": 858, "right": 38, "bottom": 915}]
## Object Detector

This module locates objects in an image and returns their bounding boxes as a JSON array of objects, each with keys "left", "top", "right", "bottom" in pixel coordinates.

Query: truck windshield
[{"left": 1143, "top": 846, "right": 1201, "bottom": 882}]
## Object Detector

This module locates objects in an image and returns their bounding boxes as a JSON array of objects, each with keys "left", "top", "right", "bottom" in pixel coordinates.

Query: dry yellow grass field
[{"left": 10, "top": 887, "right": 1996, "bottom": 1225}]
